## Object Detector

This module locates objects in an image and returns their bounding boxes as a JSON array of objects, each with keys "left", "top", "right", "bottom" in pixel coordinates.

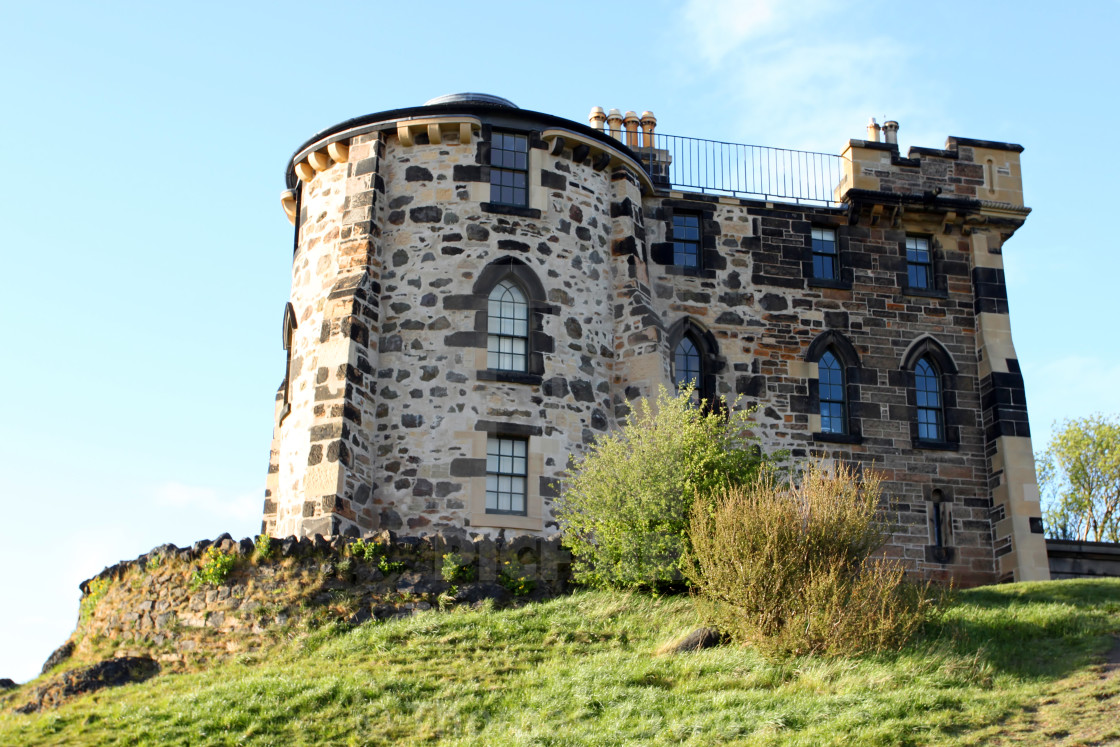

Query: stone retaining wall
[{"left": 57, "top": 530, "right": 571, "bottom": 673}]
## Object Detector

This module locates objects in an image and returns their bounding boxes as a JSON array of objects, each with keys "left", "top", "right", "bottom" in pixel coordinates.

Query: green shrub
[
  {"left": 254, "top": 534, "right": 275, "bottom": 561},
  {"left": 350, "top": 538, "right": 405, "bottom": 573},
  {"left": 80, "top": 576, "right": 111, "bottom": 623},
  {"left": 687, "top": 463, "right": 938, "bottom": 658},
  {"left": 556, "top": 385, "right": 772, "bottom": 589},
  {"left": 441, "top": 552, "right": 475, "bottom": 583},
  {"left": 498, "top": 559, "right": 536, "bottom": 596},
  {"left": 192, "top": 546, "right": 235, "bottom": 588}
]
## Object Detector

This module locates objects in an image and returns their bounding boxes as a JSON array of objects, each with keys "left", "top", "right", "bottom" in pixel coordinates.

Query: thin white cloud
[
  {"left": 154, "top": 482, "right": 260, "bottom": 522},
  {"left": 681, "top": 0, "right": 790, "bottom": 66},
  {"left": 673, "top": 0, "right": 941, "bottom": 153}
]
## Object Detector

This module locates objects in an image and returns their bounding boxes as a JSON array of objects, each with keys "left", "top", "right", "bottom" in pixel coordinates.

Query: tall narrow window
[
  {"left": 489, "top": 132, "right": 528, "bottom": 206},
  {"left": 486, "top": 436, "right": 527, "bottom": 515},
  {"left": 818, "top": 350, "right": 846, "bottom": 434},
  {"left": 671, "top": 213, "right": 701, "bottom": 268},
  {"left": 915, "top": 357, "right": 944, "bottom": 441},
  {"left": 906, "top": 236, "right": 933, "bottom": 290},
  {"left": 812, "top": 228, "right": 838, "bottom": 280},
  {"left": 674, "top": 336, "right": 701, "bottom": 396},
  {"left": 487, "top": 280, "right": 528, "bottom": 371}
]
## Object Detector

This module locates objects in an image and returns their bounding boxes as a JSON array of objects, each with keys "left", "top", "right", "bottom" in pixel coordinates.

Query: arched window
[
  {"left": 915, "top": 357, "right": 943, "bottom": 441},
  {"left": 667, "top": 319, "right": 722, "bottom": 407},
  {"left": 818, "top": 350, "right": 846, "bottom": 434},
  {"left": 674, "top": 336, "right": 702, "bottom": 401},
  {"left": 487, "top": 280, "right": 528, "bottom": 371},
  {"left": 805, "top": 330, "right": 862, "bottom": 442}
]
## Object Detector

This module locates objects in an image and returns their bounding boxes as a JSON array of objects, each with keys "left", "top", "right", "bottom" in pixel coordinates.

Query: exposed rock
[
  {"left": 0, "top": 678, "right": 16, "bottom": 690},
  {"left": 660, "top": 627, "right": 726, "bottom": 655},
  {"left": 40, "top": 641, "right": 73, "bottom": 675},
  {"left": 16, "top": 657, "right": 159, "bottom": 713},
  {"left": 452, "top": 582, "right": 511, "bottom": 608}
]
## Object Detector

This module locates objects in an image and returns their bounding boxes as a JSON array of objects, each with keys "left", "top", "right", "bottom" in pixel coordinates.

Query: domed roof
[{"left": 423, "top": 93, "right": 518, "bottom": 108}]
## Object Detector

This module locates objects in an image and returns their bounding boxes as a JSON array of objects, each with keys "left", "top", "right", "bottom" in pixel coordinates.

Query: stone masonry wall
[{"left": 59, "top": 531, "right": 571, "bottom": 674}]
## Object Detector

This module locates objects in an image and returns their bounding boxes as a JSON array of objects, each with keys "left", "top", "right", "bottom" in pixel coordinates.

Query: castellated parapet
[{"left": 262, "top": 94, "right": 1048, "bottom": 585}]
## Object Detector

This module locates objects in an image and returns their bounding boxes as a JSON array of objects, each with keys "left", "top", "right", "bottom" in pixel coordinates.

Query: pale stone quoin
[{"left": 262, "top": 93, "right": 1049, "bottom": 585}]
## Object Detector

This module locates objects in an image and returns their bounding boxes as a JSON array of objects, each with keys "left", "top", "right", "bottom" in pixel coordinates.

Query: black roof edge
[
  {"left": 844, "top": 188, "right": 983, "bottom": 212},
  {"left": 284, "top": 102, "right": 645, "bottom": 188},
  {"left": 947, "top": 136, "right": 1025, "bottom": 154}
]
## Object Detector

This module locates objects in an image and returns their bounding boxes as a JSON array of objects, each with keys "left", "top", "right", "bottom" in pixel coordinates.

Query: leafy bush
[
  {"left": 441, "top": 552, "right": 475, "bottom": 583},
  {"left": 349, "top": 538, "right": 405, "bottom": 573},
  {"left": 254, "top": 534, "right": 275, "bottom": 561},
  {"left": 498, "top": 559, "right": 536, "bottom": 596},
  {"left": 80, "top": 576, "right": 111, "bottom": 623},
  {"left": 556, "top": 385, "right": 771, "bottom": 589},
  {"left": 192, "top": 547, "right": 235, "bottom": 588},
  {"left": 687, "top": 463, "right": 938, "bottom": 658}
]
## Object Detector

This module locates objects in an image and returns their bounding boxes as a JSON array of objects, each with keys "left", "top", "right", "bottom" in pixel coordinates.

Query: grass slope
[{"left": 2, "top": 579, "right": 1119, "bottom": 746}]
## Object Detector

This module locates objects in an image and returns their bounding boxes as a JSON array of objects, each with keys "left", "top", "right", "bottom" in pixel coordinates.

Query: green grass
[{"left": 2, "top": 579, "right": 1119, "bottom": 746}]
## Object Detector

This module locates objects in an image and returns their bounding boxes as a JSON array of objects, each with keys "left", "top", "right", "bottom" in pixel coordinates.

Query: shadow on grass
[{"left": 921, "top": 578, "right": 1120, "bottom": 680}]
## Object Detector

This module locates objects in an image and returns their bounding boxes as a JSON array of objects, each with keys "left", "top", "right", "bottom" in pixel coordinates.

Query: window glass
[
  {"left": 672, "top": 214, "right": 701, "bottom": 268},
  {"left": 486, "top": 436, "right": 527, "bottom": 514},
  {"left": 819, "top": 350, "right": 846, "bottom": 434},
  {"left": 490, "top": 132, "right": 529, "bottom": 206},
  {"left": 674, "top": 337, "right": 701, "bottom": 395},
  {"left": 915, "top": 357, "right": 943, "bottom": 441},
  {"left": 906, "top": 236, "right": 932, "bottom": 289},
  {"left": 812, "top": 227, "right": 838, "bottom": 280},
  {"left": 487, "top": 280, "right": 528, "bottom": 371}
]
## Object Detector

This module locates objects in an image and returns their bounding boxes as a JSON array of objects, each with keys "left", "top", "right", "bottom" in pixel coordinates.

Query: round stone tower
[{"left": 263, "top": 95, "right": 666, "bottom": 538}]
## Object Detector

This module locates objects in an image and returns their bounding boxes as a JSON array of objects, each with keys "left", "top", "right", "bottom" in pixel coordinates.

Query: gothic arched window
[
  {"left": 915, "top": 356, "right": 944, "bottom": 442},
  {"left": 674, "top": 336, "right": 702, "bottom": 400},
  {"left": 487, "top": 280, "right": 529, "bottom": 371},
  {"left": 818, "top": 349, "right": 846, "bottom": 434}
]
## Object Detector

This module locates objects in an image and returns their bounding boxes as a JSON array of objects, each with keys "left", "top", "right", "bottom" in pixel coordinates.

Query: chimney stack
[
  {"left": 882, "top": 120, "right": 899, "bottom": 145},
  {"left": 623, "top": 111, "right": 640, "bottom": 147},
  {"left": 866, "top": 117, "right": 881, "bottom": 143},
  {"left": 607, "top": 108, "right": 624, "bottom": 141},
  {"left": 589, "top": 106, "right": 606, "bottom": 132},
  {"left": 640, "top": 111, "right": 657, "bottom": 147}
]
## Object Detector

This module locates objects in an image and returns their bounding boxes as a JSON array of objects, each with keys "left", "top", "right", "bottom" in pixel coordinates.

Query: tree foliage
[
  {"left": 1038, "top": 414, "right": 1120, "bottom": 542},
  {"left": 555, "top": 385, "right": 772, "bottom": 589}
]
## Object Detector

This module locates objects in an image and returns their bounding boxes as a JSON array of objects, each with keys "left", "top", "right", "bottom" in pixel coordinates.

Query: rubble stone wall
[{"left": 65, "top": 531, "right": 571, "bottom": 672}]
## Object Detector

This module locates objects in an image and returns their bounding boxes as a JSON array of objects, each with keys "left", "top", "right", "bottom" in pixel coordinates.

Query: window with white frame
[
  {"left": 487, "top": 280, "right": 528, "bottom": 371},
  {"left": 906, "top": 236, "right": 933, "bottom": 290},
  {"left": 812, "top": 227, "right": 838, "bottom": 280},
  {"left": 489, "top": 132, "right": 529, "bottom": 207},
  {"left": 486, "top": 436, "right": 527, "bottom": 515}
]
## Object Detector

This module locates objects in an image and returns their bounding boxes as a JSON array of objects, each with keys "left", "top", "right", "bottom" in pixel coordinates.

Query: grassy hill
[{"left": 2, "top": 579, "right": 1119, "bottom": 746}]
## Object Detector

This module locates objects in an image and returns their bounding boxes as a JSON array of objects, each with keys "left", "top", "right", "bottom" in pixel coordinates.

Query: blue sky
[{"left": 2, "top": 0, "right": 1117, "bottom": 682}]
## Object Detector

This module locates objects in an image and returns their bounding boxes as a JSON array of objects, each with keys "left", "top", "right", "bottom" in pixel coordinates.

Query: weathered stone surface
[
  {"left": 40, "top": 641, "right": 74, "bottom": 675},
  {"left": 17, "top": 657, "right": 159, "bottom": 713},
  {"left": 662, "top": 627, "right": 725, "bottom": 654}
]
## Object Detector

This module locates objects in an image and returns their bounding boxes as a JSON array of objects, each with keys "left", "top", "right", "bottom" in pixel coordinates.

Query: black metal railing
[{"left": 619, "top": 131, "right": 844, "bottom": 207}]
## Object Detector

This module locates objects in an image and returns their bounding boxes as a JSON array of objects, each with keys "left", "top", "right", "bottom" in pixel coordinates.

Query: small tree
[
  {"left": 1038, "top": 414, "right": 1120, "bottom": 542},
  {"left": 555, "top": 385, "right": 769, "bottom": 589}
]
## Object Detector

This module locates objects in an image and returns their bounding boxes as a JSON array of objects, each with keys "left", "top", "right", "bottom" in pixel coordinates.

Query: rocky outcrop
[{"left": 15, "top": 657, "right": 159, "bottom": 713}]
